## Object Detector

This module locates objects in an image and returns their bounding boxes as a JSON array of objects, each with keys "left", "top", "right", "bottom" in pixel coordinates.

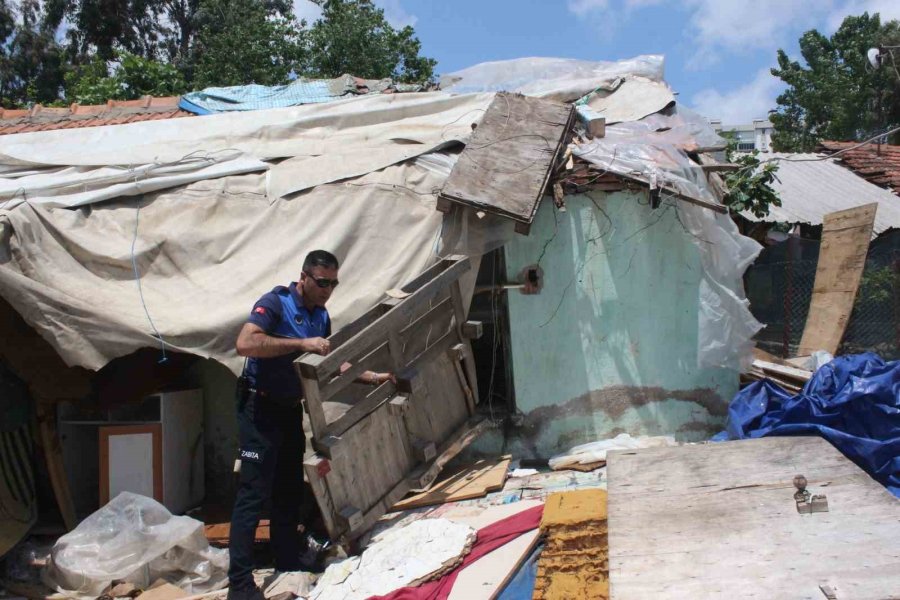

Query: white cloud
[
  {"left": 293, "top": 0, "right": 322, "bottom": 24},
  {"left": 682, "top": 0, "right": 815, "bottom": 69},
  {"left": 624, "top": 0, "right": 667, "bottom": 8},
  {"left": 567, "top": 0, "right": 610, "bottom": 17},
  {"left": 825, "top": 0, "right": 900, "bottom": 31},
  {"left": 293, "top": 0, "right": 416, "bottom": 28},
  {"left": 376, "top": 0, "right": 417, "bottom": 28},
  {"left": 690, "top": 68, "right": 784, "bottom": 124}
]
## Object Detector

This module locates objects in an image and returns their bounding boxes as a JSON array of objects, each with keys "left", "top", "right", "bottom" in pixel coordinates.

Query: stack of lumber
[
  {"left": 534, "top": 489, "right": 609, "bottom": 600},
  {"left": 742, "top": 348, "right": 812, "bottom": 394}
]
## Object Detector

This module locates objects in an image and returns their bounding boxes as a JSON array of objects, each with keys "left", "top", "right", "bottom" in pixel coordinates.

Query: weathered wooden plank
[
  {"left": 35, "top": 401, "right": 77, "bottom": 531},
  {"left": 299, "top": 375, "right": 329, "bottom": 441},
  {"left": 315, "top": 342, "right": 388, "bottom": 404},
  {"left": 440, "top": 92, "right": 574, "bottom": 228},
  {"left": 392, "top": 455, "right": 511, "bottom": 511},
  {"left": 327, "top": 303, "right": 387, "bottom": 349},
  {"left": 303, "top": 455, "right": 339, "bottom": 538},
  {"left": 459, "top": 342, "right": 480, "bottom": 408},
  {"left": 327, "top": 404, "right": 415, "bottom": 540},
  {"left": 397, "top": 297, "right": 453, "bottom": 344},
  {"left": 752, "top": 359, "right": 812, "bottom": 383},
  {"left": 298, "top": 255, "right": 484, "bottom": 542},
  {"left": 312, "top": 381, "right": 396, "bottom": 457},
  {"left": 299, "top": 257, "right": 470, "bottom": 377},
  {"left": 607, "top": 437, "right": 900, "bottom": 600},
  {"left": 449, "top": 344, "right": 475, "bottom": 414},
  {"left": 798, "top": 204, "right": 877, "bottom": 356},
  {"left": 408, "top": 417, "right": 491, "bottom": 492}
]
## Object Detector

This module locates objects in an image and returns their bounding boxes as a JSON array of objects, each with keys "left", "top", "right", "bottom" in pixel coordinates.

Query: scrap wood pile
[
  {"left": 742, "top": 348, "right": 813, "bottom": 394},
  {"left": 741, "top": 204, "right": 879, "bottom": 395},
  {"left": 0, "top": 456, "right": 612, "bottom": 600}
]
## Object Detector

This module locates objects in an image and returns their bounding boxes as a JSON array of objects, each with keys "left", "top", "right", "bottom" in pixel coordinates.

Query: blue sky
[{"left": 296, "top": 0, "right": 900, "bottom": 124}]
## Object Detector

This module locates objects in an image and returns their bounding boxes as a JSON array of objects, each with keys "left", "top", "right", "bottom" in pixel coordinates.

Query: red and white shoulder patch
[{"left": 254, "top": 306, "right": 267, "bottom": 315}]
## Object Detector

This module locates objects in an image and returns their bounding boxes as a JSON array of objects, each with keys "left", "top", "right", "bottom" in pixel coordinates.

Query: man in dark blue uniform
[{"left": 227, "top": 250, "right": 392, "bottom": 599}]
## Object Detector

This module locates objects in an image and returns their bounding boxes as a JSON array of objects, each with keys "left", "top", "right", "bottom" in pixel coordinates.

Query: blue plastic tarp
[
  {"left": 495, "top": 542, "right": 542, "bottom": 600},
  {"left": 713, "top": 353, "right": 900, "bottom": 497},
  {"left": 179, "top": 75, "right": 420, "bottom": 115}
]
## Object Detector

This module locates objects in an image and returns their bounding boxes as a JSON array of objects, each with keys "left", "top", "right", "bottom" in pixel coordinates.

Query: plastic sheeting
[
  {"left": 713, "top": 353, "right": 900, "bottom": 497},
  {"left": 548, "top": 433, "right": 677, "bottom": 470},
  {"left": 0, "top": 92, "right": 493, "bottom": 208},
  {"left": 179, "top": 75, "right": 409, "bottom": 115},
  {"left": 574, "top": 76, "right": 675, "bottom": 125},
  {"left": 440, "top": 55, "right": 665, "bottom": 102},
  {"left": 574, "top": 105, "right": 762, "bottom": 370},
  {"left": 42, "top": 493, "right": 228, "bottom": 598}
]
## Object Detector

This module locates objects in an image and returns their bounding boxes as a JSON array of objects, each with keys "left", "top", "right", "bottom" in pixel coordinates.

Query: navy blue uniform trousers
[{"left": 228, "top": 389, "right": 305, "bottom": 589}]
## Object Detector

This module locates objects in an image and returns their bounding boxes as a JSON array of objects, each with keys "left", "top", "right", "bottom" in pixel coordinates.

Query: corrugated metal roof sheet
[{"left": 743, "top": 152, "right": 900, "bottom": 234}]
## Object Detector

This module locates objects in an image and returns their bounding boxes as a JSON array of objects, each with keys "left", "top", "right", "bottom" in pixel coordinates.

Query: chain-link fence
[{"left": 746, "top": 230, "right": 900, "bottom": 360}]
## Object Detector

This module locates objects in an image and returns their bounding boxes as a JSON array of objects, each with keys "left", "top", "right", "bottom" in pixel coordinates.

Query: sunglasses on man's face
[{"left": 304, "top": 271, "right": 339, "bottom": 289}]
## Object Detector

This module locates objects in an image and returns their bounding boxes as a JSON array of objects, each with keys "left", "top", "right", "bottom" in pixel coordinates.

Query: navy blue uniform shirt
[{"left": 243, "top": 283, "right": 331, "bottom": 398}]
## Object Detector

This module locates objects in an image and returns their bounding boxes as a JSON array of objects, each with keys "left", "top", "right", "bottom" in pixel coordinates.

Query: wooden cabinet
[{"left": 59, "top": 389, "right": 204, "bottom": 517}]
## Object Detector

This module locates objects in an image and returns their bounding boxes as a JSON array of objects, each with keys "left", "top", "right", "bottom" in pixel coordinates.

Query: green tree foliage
[
  {"left": 62, "top": 0, "right": 168, "bottom": 60},
  {"left": 0, "top": 0, "right": 67, "bottom": 108},
  {"left": 306, "top": 0, "right": 435, "bottom": 83},
  {"left": 191, "top": 0, "right": 305, "bottom": 88},
  {"left": 65, "top": 51, "right": 187, "bottom": 104},
  {"left": 722, "top": 135, "right": 782, "bottom": 218},
  {"left": 771, "top": 13, "right": 900, "bottom": 151},
  {"left": 3, "top": 0, "right": 438, "bottom": 107}
]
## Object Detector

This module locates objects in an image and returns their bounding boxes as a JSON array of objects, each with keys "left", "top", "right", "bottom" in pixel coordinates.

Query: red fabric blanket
[{"left": 369, "top": 504, "right": 544, "bottom": 600}]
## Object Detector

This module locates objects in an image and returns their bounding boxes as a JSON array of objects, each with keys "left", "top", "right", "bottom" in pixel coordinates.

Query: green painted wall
[{"left": 500, "top": 191, "right": 738, "bottom": 456}]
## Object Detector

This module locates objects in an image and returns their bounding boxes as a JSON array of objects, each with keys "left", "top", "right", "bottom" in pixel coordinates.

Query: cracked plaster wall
[{"left": 482, "top": 190, "right": 739, "bottom": 457}]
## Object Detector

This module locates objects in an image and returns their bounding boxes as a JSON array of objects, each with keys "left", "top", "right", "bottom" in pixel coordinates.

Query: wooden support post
[
  {"left": 448, "top": 279, "right": 468, "bottom": 340},
  {"left": 460, "top": 342, "right": 481, "bottom": 407},
  {"left": 449, "top": 344, "right": 476, "bottom": 415},
  {"left": 35, "top": 401, "right": 77, "bottom": 531}
]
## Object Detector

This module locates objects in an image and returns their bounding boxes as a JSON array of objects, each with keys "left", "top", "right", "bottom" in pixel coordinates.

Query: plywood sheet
[
  {"left": 391, "top": 456, "right": 511, "bottom": 511},
  {"left": 448, "top": 529, "right": 540, "bottom": 600},
  {"left": 607, "top": 437, "right": 900, "bottom": 600},
  {"left": 440, "top": 92, "right": 574, "bottom": 229},
  {"left": 798, "top": 204, "right": 877, "bottom": 356}
]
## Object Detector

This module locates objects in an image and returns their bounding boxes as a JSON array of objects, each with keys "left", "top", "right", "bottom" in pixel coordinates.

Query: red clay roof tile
[
  {"left": 819, "top": 140, "right": 900, "bottom": 195},
  {"left": 0, "top": 95, "right": 195, "bottom": 136}
]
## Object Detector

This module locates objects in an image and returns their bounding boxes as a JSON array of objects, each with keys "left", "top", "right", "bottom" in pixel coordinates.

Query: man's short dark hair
[{"left": 303, "top": 250, "right": 339, "bottom": 272}]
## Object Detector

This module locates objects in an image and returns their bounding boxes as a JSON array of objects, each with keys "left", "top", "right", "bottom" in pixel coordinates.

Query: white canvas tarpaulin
[
  {"left": 0, "top": 162, "right": 456, "bottom": 373},
  {"left": 440, "top": 55, "right": 666, "bottom": 102},
  {"left": 0, "top": 92, "right": 503, "bottom": 373},
  {"left": 0, "top": 91, "right": 494, "bottom": 209}
]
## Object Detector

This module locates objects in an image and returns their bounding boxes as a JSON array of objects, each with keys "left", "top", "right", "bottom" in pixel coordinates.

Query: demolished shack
[{"left": 0, "top": 55, "right": 761, "bottom": 545}]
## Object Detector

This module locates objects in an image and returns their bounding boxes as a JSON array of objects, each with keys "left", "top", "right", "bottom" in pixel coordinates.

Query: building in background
[{"left": 709, "top": 118, "right": 774, "bottom": 152}]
